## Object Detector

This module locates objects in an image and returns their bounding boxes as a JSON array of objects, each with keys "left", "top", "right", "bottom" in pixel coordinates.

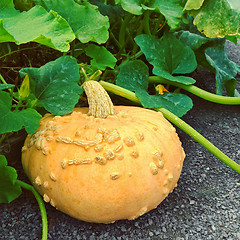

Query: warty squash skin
[{"left": 22, "top": 106, "right": 185, "bottom": 223}]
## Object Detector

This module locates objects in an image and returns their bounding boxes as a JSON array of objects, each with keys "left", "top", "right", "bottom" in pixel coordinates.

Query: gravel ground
[{"left": 0, "top": 41, "right": 239, "bottom": 240}]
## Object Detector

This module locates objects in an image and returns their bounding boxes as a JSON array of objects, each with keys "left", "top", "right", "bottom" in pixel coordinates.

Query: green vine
[
  {"left": 17, "top": 180, "right": 48, "bottom": 240},
  {"left": 99, "top": 80, "right": 240, "bottom": 174},
  {"left": 149, "top": 76, "right": 240, "bottom": 105}
]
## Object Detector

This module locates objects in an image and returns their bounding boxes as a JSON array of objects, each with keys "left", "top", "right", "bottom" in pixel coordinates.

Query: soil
[{"left": 0, "top": 41, "right": 239, "bottom": 240}]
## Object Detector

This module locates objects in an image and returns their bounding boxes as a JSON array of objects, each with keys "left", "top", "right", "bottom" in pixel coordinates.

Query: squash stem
[
  {"left": 99, "top": 80, "right": 240, "bottom": 174},
  {"left": 83, "top": 81, "right": 115, "bottom": 118},
  {"left": 16, "top": 180, "right": 48, "bottom": 240},
  {"left": 149, "top": 76, "right": 240, "bottom": 105}
]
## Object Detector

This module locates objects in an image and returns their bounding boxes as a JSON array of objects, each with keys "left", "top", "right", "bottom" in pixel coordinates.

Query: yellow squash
[{"left": 22, "top": 81, "right": 185, "bottom": 223}]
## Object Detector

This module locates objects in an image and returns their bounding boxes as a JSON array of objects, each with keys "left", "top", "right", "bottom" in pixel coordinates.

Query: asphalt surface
[{"left": 0, "top": 41, "right": 239, "bottom": 240}]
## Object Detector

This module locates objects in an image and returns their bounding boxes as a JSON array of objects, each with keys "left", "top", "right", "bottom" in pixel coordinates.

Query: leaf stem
[
  {"left": 143, "top": 10, "right": 151, "bottom": 35},
  {"left": 0, "top": 45, "right": 40, "bottom": 60},
  {"left": 0, "top": 133, "right": 7, "bottom": 145},
  {"left": 132, "top": 17, "right": 144, "bottom": 55},
  {"left": 0, "top": 73, "right": 13, "bottom": 96},
  {"left": 99, "top": 80, "right": 240, "bottom": 174},
  {"left": 152, "top": 15, "right": 165, "bottom": 35},
  {"left": 14, "top": 98, "right": 23, "bottom": 111},
  {"left": 0, "top": 73, "right": 8, "bottom": 84},
  {"left": 109, "top": 30, "right": 122, "bottom": 50},
  {"left": 129, "top": 50, "right": 143, "bottom": 60},
  {"left": 71, "top": 40, "right": 76, "bottom": 57},
  {"left": 119, "top": 14, "right": 133, "bottom": 51},
  {"left": 149, "top": 76, "right": 240, "bottom": 105},
  {"left": 16, "top": 180, "right": 48, "bottom": 240}
]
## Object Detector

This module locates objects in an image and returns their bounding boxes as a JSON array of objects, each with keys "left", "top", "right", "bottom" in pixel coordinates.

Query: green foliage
[
  {"left": 115, "top": 0, "right": 143, "bottom": 15},
  {"left": 0, "top": 84, "right": 15, "bottom": 90},
  {"left": 144, "top": 0, "right": 184, "bottom": 29},
  {"left": 135, "top": 33, "right": 197, "bottom": 84},
  {"left": 115, "top": 0, "right": 183, "bottom": 29},
  {"left": 183, "top": 0, "right": 205, "bottom": 10},
  {"left": 205, "top": 39, "right": 240, "bottom": 96},
  {"left": 116, "top": 60, "right": 193, "bottom": 116},
  {"left": 1, "top": 1, "right": 240, "bottom": 238},
  {"left": 116, "top": 60, "right": 149, "bottom": 91},
  {"left": 0, "top": 91, "right": 42, "bottom": 134},
  {"left": 0, "top": 155, "right": 22, "bottom": 203},
  {"left": 135, "top": 89, "right": 193, "bottom": 117},
  {"left": 42, "top": 0, "right": 110, "bottom": 44},
  {"left": 20, "top": 56, "right": 83, "bottom": 115},
  {"left": 85, "top": 44, "right": 117, "bottom": 70},
  {"left": 176, "top": 30, "right": 209, "bottom": 50},
  {"left": 191, "top": 0, "right": 240, "bottom": 38},
  {"left": 0, "top": 0, "right": 75, "bottom": 51}
]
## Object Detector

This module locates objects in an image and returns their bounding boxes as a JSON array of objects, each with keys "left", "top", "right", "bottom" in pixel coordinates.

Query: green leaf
[
  {"left": 115, "top": 0, "right": 143, "bottom": 15},
  {"left": 115, "top": 0, "right": 183, "bottom": 29},
  {"left": 204, "top": 39, "right": 240, "bottom": 95},
  {"left": 176, "top": 30, "right": 209, "bottom": 50},
  {"left": 0, "top": 1, "right": 75, "bottom": 51},
  {"left": 0, "top": 155, "right": 22, "bottom": 203},
  {"left": 191, "top": 0, "right": 240, "bottom": 38},
  {"left": 184, "top": 0, "right": 205, "bottom": 10},
  {"left": 135, "top": 89, "right": 193, "bottom": 117},
  {"left": 0, "top": 91, "right": 42, "bottom": 134},
  {"left": 17, "top": 108, "right": 42, "bottom": 134},
  {"left": 135, "top": 33, "right": 197, "bottom": 84},
  {"left": 20, "top": 56, "right": 83, "bottom": 115},
  {"left": 85, "top": 44, "right": 117, "bottom": 70},
  {"left": 89, "top": 0, "right": 126, "bottom": 19},
  {"left": 116, "top": 60, "right": 149, "bottom": 91},
  {"left": 144, "top": 0, "right": 184, "bottom": 29},
  {"left": 42, "top": 0, "right": 110, "bottom": 44},
  {"left": 226, "top": 35, "right": 239, "bottom": 45},
  {"left": 0, "top": 84, "right": 15, "bottom": 90},
  {"left": 14, "top": 0, "right": 35, "bottom": 11}
]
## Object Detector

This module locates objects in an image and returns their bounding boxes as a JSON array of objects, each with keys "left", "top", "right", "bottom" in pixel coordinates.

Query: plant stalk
[
  {"left": 143, "top": 10, "right": 151, "bottom": 35},
  {"left": 99, "top": 80, "right": 240, "bottom": 174},
  {"left": 119, "top": 14, "right": 133, "bottom": 49},
  {"left": 149, "top": 76, "right": 240, "bottom": 105},
  {"left": 16, "top": 180, "right": 48, "bottom": 240},
  {"left": 0, "top": 45, "right": 40, "bottom": 60},
  {"left": 156, "top": 108, "right": 240, "bottom": 173}
]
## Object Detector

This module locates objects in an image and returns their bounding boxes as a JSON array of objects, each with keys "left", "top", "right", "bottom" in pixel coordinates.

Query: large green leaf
[
  {"left": 144, "top": 0, "right": 184, "bottom": 29},
  {"left": 89, "top": 0, "right": 126, "bottom": 19},
  {"left": 135, "top": 33, "right": 197, "bottom": 84},
  {"left": 135, "top": 89, "right": 193, "bottom": 117},
  {"left": 204, "top": 39, "right": 240, "bottom": 95},
  {"left": 115, "top": 0, "right": 143, "bottom": 15},
  {"left": 116, "top": 60, "right": 149, "bottom": 91},
  {"left": 42, "top": 0, "right": 110, "bottom": 44},
  {"left": 85, "top": 44, "right": 117, "bottom": 70},
  {"left": 115, "top": 0, "right": 183, "bottom": 29},
  {"left": 0, "top": 155, "right": 22, "bottom": 204},
  {"left": 20, "top": 56, "right": 83, "bottom": 115},
  {"left": 184, "top": 0, "right": 205, "bottom": 10},
  {"left": 176, "top": 30, "right": 209, "bottom": 50},
  {"left": 0, "top": 91, "right": 42, "bottom": 134},
  {"left": 191, "top": 0, "right": 240, "bottom": 38},
  {"left": 0, "top": 0, "right": 75, "bottom": 51},
  {"left": 115, "top": 59, "right": 193, "bottom": 117}
]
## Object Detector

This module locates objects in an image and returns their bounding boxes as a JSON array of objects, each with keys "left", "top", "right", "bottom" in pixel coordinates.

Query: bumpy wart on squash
[{"left": 21, "top": 81, "right": 185, "bottom": 223}]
